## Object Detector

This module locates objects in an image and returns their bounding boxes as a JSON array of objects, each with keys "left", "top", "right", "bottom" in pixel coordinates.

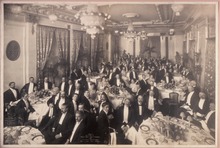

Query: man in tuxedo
[
  {"left": 139, "top": 74, "right": 149, "bottom": 92},
  {"left": 44, "top": 103, "right": 74, "bottom": 144},
  {"left": 79, "top": 90, "right": 91, "bottom": 112},
  {"left": 65, "top": 111, "right": 87, "bottom": 144},
  {"left": 162, "top": 72, "right": 173, "bottom": 84},
  {"left": 16, "top": 93, "right": 35, "bottom": 125},
  {"left": 97, "top": 102, "right": 110, "bottom": 144},
  {"left": 4, "top": 82, "right": 20, "bottom": 117},
  {"left": 134, "top": 95, "right": 148, "bottom": 125},
  {"left": 67, "top": 79, "right": 75, "bottom": 100},
  {"left": 191, "top": 101, "right": 215, "bottom": 138},
  {"left": 55, "top": 91, "right": 69, "bottom": 114},
  {"left": 185, "top": 69, "right": 194, "bottom": 80},
  {"left": 146, "top": 90, "right": 160, "bottom": 117},
  {"left": 39, "top": 87, "right": 60, "bottom": 130},
  {"left": 59, "top": 77, "right": 68, "bottom": 93},
  {"left": 116, "top": 98, "right": 135, "bottom": 144},
  {"left": 21, "top": 77, "right": 37, "bottom": 94},
  {"left": 107, "top": 68, "right": 115, "bottom": 86},
  {"left": 147, "top": 79, "right": 159, "bottom": 100},
  {"left": 112, "top": 74, "right": 125, "bottom": 87},
  {"left": 129, "top": 68, "right": 138, "bottom": 82},
  {"left": 68, "top": 93, "right": 79, "bottom": 116},
  {"left": 71, "top": 68, "right": 79, "bottom": 82},
  {"left": 178, "top": 85, "right": 199, "bottom": 118},
  {"left": 41, "top": 77, "right": 53, "bottom": 90}
]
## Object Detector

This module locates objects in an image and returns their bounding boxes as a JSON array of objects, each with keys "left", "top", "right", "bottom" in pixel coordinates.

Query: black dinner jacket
[
  {"left": 59, "top": 82, "right": 68, "bottom": 93},
  {"left": 4, "top": 88, "right": 20, "bottom": 105},
  {"left": 184, "top": 91, "right": 199, "bottom": 111},
  {"left": 129, "top": 71, "right": 138, "bottom": 81},
  {"left": 145, "top": 95, "right": 159, "bottom": 112},
  {"left": 21, "top": 82, "right": 37, "bottom": 94},
  {"left": 69, "top": 120, "right": 87, "bottom": 144},
  {"left": 40, "top": 82, "right": 53, "bottom": 90},
  {"left": 116, "top": 105, "right": 135, "bottom": 128},
  {"left": 97, "top": 110, "right": 110, "bottom": 141},
  {"left": 71, "top": 71, "right": 79, "bottom": 82},
  {"left": 133, "top": 101, "right": 148, "bottom": 124},
  {"left": 52, "top": 112, "right": 74, "bottom": 140},
  {"left": 147, "top": 86, "right": 159, "bottom": 100},
  {"left": 194, "top": 99, "right": 209, "bottom": 115},
  {"left": 162, "top": 73, "right": 173, "bottom": 83},
  {"left": 66, "top": 84, "right": 75, "bottom": 99},
  {"left": 16, "top": 99, "right": 35, "bottom": 115}
]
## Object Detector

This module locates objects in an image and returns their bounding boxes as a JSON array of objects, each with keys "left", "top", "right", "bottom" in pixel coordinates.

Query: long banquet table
[
  {"left": 4, "top": 126, "right": 45, "bottom": 144},
  {"left": 136, "top": 113, "right": 215, "bottom": 145}
]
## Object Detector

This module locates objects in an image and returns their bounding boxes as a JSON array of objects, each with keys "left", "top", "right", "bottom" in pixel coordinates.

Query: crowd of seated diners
[{"left": 3, "top": 53, "right": 215, "bottom": 144}]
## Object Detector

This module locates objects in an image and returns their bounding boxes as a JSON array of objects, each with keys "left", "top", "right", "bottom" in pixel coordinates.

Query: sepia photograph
[{"left": 0, "top": 0, "right": 218, "bottom": 147}]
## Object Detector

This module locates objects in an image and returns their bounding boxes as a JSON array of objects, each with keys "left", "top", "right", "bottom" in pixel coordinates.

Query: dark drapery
[
  {"left": 204, "top": 39, "right": 215, "bottom": 100},
  {"left": 36, "top": 25, "right": 56, "bottom": 81},
  {"left": 36, "top": 25, "right": 70, "bottom": 84}
]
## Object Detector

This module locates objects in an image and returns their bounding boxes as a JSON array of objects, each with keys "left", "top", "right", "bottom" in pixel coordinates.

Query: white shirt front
[
  {"left": 166, "top": 76, "right": 169, "bottom": 83},
  {"left": 198, "top": 99, "right": 205, "bottom": 110},
  {"left": 109, "top": 73, "right": 113, "bottom": 80},
  {"left": 116, "top": 79, "right": 120, "bottom": 86},
  {"left": 10, "top": 88, "right": 17, "bottom": 99},
  {"left": 138, "top": 105, "right": 142, "bottom": 115},
  {"left": 133, "top": 72, "right": 136, "bottom": 79},
  {"left": 69, "top": 121, "right": 82, "bottom": 142},
  {"left": 123, "top": 106, "right": 129, "bottom": 123},
  {"left": 72, "top": 100, "right": 77, "bottom": 113},
  {"left": 48, "top": 107, "right": 54, "bottom": 117},
  {"left": 68, "top": 85, "right": 73, "bottom": 95},
  {"left": 61, "top": 82, "right": 65, "bottom": 91},
  {"left": 205, "top": 111, "right": 214, "bottom": 124},
  {"left": 28, "top": 83, "right": 34, "bottom": 94},
  {"left": 186, "top": 91, "right": 194, "bottom": 105},
  {"left": 44, "top": 82, "right": 48, "bottom": 90},
  {"left": 54, "top": 93, "right": 60, "bottom": 104},
  {"left": 148, "top": 96, "right": 154, "bottom": 111},
  {"left": 58, "top": 112, "right": 67, "bottom": 125}
]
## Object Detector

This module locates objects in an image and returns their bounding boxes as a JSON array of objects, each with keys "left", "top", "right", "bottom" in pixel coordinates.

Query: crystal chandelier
[
  {"left": 171, "top": 4, "right": 184, "bottom": 16},
  {"left": 122, "top": 22, "right": 148, "bottom": 41},
  {"left": 75, "top": 4, "right": 111, "bottom": 39}
]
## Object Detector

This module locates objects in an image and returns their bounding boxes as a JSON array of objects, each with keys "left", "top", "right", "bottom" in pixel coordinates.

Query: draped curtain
[
  {"left": 204, "top": 39, "right": 215, "bottom": 100},
  {"left": 71, "top": 30, "right": 83, "bottom": 69},
  {"left": 36, "top": 25, "right": 56, "bottom": 80},
  {"left": 55, "top": 28, "right": 69, "bottom": 62}
]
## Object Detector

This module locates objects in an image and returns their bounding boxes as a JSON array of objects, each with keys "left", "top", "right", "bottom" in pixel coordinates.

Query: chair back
[{"left": 169, "top": 92, "right": 179, "bottom": 103}]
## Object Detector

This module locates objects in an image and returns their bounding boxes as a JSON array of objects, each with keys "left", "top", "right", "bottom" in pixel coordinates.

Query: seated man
[
  {"left": 4, "top": 82, "right": 20, "bottom": 117},
  {"left": 189, "top": 101, "right": 215, "bottom": 138},
  {"left": 97, "top": 102, "right": 110, "bottom": 144},
  {"left": 146, "top": 90, "right": 160, "bottom": 117},
  {"left": 43, "top": 103, "right": 74, "bottom": 144},
  {"left": 134, "top": 95, "right": 148, "bottom": 126},
  {"left": 115, "top": 98, "right": 135, "bottom": 144},
  {"left": 16, "top": 94, "right": 35, "bottom": 125},
  {"left": 21, "top": 77, "right": 37, "bottom": 94},
  {"left": 65, "top": 111, "right": 87, "bottom": 144},
  {"left": 40, "top": 77, "right": 53, "bottom": 90}
]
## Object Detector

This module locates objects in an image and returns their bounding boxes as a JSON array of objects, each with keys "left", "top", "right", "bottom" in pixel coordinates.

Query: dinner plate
[
  {"left": 152, "top": 117, "right": 159, "bottom": 121},
  {"left": 146, "top": 138, "right": 159, "bottom": 145},
  {"left": 191, "top": 125, "right": 200, "bottom": 130},
  {"left": 204, "top": 138, "right": 215, "bottom": 145},
  {"left": 140, "top": 125, "right": 150, "bottom": 132},
  {"left": 32, "top": 135, "right": 45, "bottom": 143},
  {"left": 20, "top": 126, "right": 31, "bottom": 132}
]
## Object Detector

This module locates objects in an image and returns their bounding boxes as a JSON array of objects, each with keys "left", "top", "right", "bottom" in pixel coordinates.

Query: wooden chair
[{"left": 167, "top": 92, "right": 179, "bottom": 116}]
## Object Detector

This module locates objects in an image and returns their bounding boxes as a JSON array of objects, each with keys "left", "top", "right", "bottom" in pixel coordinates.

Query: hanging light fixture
[
  {"left": 48, "top": 6, "right": 57, "bottom": 23},
  {"left": 171, "top": 4, "right": 184, "bottom": 16},
  {"left": 121, "top": 13, "right": 147, "bottom": 41},
  {"left": 75, "top": 4, "right": 111, "bottom": 39}
]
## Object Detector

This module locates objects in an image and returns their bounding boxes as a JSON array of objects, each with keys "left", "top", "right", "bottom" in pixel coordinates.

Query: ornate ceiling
[{"left": 4, "top": 3, "right": 216, "bottom": 33}]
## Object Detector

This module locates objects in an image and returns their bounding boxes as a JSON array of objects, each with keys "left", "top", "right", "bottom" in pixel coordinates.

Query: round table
[
  {"left": 137, "top": 114, "right": 215, "bottom": 145},
  {"left": 4, "top": 126, "right": 45, "bottom": 144}
]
